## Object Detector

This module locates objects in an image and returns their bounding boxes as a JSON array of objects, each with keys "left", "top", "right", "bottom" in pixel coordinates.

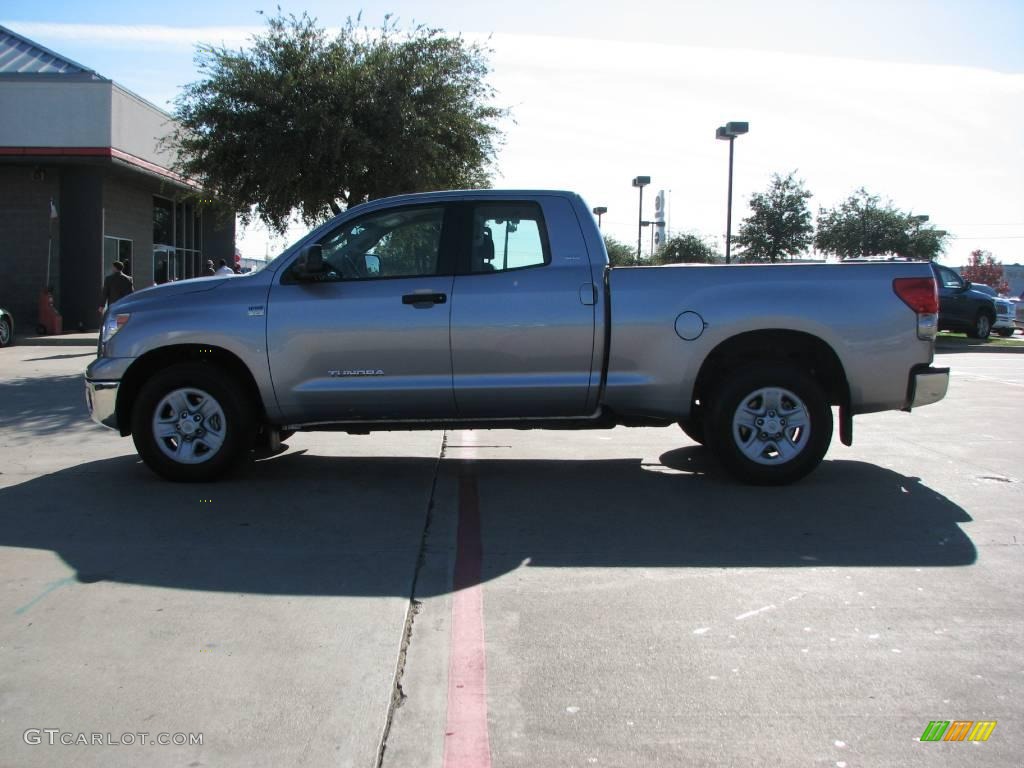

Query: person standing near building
[
  {"left": 214, "top": 259, "right": 234, "bottom": 276},
  {"left": 98, "top": 260, "right": 133, "bottom": 314}
]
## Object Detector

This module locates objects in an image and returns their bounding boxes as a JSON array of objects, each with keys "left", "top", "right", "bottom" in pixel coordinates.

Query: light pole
[
  {"left": 592, "top": 206, "right": 607, "bottom": 229},
  {"left": 632, "top": 176, "right": 650, "bottom": 264},
  {"left": 715, "top": 121, "right": 748, "bottom": 264}
]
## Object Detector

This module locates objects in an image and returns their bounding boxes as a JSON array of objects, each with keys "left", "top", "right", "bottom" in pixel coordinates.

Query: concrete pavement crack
[{"left": 375, "top": 430, "right": 447, "bottom": 768}]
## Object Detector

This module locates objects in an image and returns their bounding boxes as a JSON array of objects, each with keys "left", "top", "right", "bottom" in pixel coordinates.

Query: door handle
[{"left": 402, "top": 292, "right": 447, "bottom": 306}]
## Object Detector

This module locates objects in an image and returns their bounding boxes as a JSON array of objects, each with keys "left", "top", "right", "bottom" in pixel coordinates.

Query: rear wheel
[
  {"left": 131, "top": 363, "right": 253, "bottom": 482},
  {"left": 706, "top": 364, "right": 832, "bottom": 485},
  {"left": 996, "top": 328, "right": 1013, "bottom": 338},
  {"left": 0, "top": 317, "right": 12, "bottom": 347},
  {"left": 968, "top": 312, "right": 992, "bottom": 339}
]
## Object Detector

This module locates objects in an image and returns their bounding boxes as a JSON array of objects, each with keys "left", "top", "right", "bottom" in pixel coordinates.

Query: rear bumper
[
  {"left": 905, "top": 365, "right": 950, "bottom": 410},
  {"left": 85, "top": 379, "right": 119, "bottom": 430}
]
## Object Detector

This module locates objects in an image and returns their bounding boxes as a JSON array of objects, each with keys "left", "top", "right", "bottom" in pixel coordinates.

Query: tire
[
  {"left": 706, "top": 364, "right": 832, "bottom": 485},
  {"left": 0, "top": 317, "right": 12, "bottom": 347},
  {"left": 996, "top": 328, "right": 1013, "bottom": 338},
  {"left": 968, "top": 312, "right": 992, "bottom": 340},
  {"left": 131, "top": 363, "right": 254, "bottom": 482},
  {"left": 677, "top": 406, "right": 706, "bottom": 445}
]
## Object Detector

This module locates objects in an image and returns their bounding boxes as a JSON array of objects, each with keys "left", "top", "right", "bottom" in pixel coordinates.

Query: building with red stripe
[{"left": 0, "top": 24, "right": 235, "bottom": 331}]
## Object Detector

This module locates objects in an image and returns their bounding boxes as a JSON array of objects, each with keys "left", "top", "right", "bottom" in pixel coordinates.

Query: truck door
[
  {"left": 266, "top": 204, "right": 456, "bottom": 423},
  {"left": 449, "top": 197, "right": 597, "bottom": 417},
  {"left": 935, "top": 264, "right": 969, "bottom": 326}
]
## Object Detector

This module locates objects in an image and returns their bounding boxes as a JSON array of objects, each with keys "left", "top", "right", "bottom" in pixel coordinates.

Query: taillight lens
[{"left": 893, "top": 277, "right": 939, "bottom": 314}]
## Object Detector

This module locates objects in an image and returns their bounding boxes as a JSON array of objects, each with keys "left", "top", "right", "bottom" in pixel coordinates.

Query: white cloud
[{"left": 483, "top": 33, "right": 1024, "bottom": 263}]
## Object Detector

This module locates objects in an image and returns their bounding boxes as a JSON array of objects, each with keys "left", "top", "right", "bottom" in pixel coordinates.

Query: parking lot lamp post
[
  {"left": 632, "top": 176, "right": 650, "bottom": 264},
  {"left": 715, "top": 122, "right": 748, "bottom": 264},
  {"left": 593, "top": 206, "right": 608, "bottom": 229}
]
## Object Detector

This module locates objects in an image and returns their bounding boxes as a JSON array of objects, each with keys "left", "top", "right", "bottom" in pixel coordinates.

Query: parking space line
[{"left": 443, "top": 433, "right": 492, "bottom": 768}]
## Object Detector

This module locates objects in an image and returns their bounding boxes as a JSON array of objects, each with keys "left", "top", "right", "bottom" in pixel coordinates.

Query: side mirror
[{"left": 292, "top": 244, "right": 323, "bottom": 279}]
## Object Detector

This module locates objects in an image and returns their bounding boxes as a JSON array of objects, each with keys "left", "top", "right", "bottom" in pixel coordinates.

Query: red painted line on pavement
[{"left": 443, "top": 438, "right": 492, "bottom": 768}]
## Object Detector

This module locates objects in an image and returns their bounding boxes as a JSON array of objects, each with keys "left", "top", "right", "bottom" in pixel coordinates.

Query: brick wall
[
  {"left": 0, "top": 165, "right": 61, "bottom": 331},
  {"left": 103, "top": 174, "right": 157, "bottom": 289}
]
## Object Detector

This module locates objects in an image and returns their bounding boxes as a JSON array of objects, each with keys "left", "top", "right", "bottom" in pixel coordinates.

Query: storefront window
[
  {"left": 153, "top": 196, "right": 203, "bottom": 282},
  {"left": 103, "top": 236, "right": 133, "bottom": 278}
]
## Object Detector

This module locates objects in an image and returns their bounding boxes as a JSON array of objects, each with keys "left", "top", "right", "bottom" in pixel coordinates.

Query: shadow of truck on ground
[{"left": 0, "top": 449, "right": 976, "bottom": 605}]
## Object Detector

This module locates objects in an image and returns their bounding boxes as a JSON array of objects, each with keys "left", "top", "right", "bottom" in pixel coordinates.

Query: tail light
[{"left": 893, "top": 277, "right": 939, "bottom": 340}]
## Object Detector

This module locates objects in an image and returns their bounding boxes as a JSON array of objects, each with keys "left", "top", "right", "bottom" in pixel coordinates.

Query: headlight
[{"left": 101, "top": 312, "right": 131, "bottom": 343}]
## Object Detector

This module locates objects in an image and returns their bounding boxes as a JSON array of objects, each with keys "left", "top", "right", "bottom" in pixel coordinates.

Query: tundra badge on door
[{"left": 328, "top": 369, "right": 385, "bottom": 377}]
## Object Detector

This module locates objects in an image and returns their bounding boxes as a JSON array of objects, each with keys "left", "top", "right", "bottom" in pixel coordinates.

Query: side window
[
  {"left": 936, "top": 266, "right": 961, "bottom": 289},
  {"left": 470, "top": 203, "right": 549, "bottom": 274},
  {"left": 304, "top": 206, "right": 445, "bottom": 282}
]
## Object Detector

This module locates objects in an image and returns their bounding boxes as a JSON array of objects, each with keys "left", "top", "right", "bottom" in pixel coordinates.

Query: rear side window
[
  {"left": 936, "top": 266, "right": 962, "bottom": 289},
  {"left": 469, "top": 203, "right": 549, "bottom": 274}
]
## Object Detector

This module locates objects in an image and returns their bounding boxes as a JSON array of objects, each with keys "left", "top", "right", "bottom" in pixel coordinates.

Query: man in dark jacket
[{"left": 98, "top": 261, "right": 133, "bottom": 314}]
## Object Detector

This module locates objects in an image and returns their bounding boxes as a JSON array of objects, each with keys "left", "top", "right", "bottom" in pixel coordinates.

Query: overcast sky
[{"left": 4, "top": 1, "right": 1023, "bottom": 265}]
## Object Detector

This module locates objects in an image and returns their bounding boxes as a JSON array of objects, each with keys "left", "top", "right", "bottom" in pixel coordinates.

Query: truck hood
[
  {"left": 963, "top": 287, "right": 997, "bottom": 303},
  {"left": 111, "top": 276, "right": 231, "bottom": 312}
]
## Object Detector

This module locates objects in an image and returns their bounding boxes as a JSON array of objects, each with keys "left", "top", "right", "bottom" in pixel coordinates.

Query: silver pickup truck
[{"left": 86, "top": 189, "right": 949, "bottom": 485}]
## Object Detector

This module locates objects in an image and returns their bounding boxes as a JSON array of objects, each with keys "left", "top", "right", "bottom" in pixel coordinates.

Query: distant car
[
  {"left": 993, "top": 296, "right": 1016, "bottom": 337},
  {"left": 931, "top": 264, "right": 997, "bottom": 339},
  {"left": 969, "top": 282, "right": 1019, "bottom": 337},
  {"left": 0, "top": 307, "right": 13, "bottom": 347}
]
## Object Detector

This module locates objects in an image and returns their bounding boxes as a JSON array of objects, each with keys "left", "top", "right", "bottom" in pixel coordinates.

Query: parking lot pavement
[
  {"left": 390, "top": 350, "right": 1024, "bottom": 767},
  {"left": 0, "top": 338, "right": 446, "bottom": 767},
  {"left": 1, "top": 340, "right": 1022, "bottom": 767}
]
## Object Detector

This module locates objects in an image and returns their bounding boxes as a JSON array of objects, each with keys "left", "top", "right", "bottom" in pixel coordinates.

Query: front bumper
[
  {"left": 85, "top": 379, "right": 119, "bottom": 430},
  {"left": 906, "top": 365, "right": 950, "bottom": 410}
]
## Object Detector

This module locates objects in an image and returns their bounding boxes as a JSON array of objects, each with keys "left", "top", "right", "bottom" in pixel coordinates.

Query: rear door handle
[{"left": 402, "top": 292, "right": 447, "bottom": 306}]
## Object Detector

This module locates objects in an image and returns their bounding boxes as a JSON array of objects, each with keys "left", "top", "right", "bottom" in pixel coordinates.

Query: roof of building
[{"left": 0, "top": 24, "right": 102, "bottom": 77}]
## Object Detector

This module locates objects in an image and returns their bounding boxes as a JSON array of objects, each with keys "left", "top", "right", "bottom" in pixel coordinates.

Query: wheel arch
[
  {"left": 693, "top": 329, "right": 850, "bottom": 421},
  {"left": 116, "top": 345, "right": 265, "bottom": 437}
]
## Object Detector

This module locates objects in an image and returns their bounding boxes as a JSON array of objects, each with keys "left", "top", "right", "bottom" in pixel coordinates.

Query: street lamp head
[
  {"left": 717, "top": 122, "right": 750, "bottom": 140},
  {"left": 641, "top": 220, "right": 651, "bottom": 227},
  {"left": 632, "top": 176, "right": 651, "bottom": 188},
  {"left": 908, "top": 214, "right": 930, "bottom": 225},
  {"left": 592, "top": 206, "right": 607, "bottom": 216}
]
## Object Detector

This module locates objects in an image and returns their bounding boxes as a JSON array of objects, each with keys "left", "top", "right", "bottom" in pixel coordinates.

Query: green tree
[
  {"left": 815, "top": 188, "right": 948, "bottom": 259},
  {"left": 170, "top": 12, "right": 506, "bottom": 233},
  {"left": 603, "top": 235, "right": 637, "bottom": 266},
  {"left": 655, "top": 233, "right": 720, "bottom": 265},
  {"left": 734, "top": 171, "right": 813, "bottom": 262},
  {"left": 902, "top": 219, "right": 948, "bottom": 261},
  {"left": 961, "top": 250, "right": 1010, "bottom": 294}
]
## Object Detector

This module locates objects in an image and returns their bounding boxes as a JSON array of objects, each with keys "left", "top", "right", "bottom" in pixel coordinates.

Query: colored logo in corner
[{"left": 921, "top": 720, "right": 997, "bottom": 742}]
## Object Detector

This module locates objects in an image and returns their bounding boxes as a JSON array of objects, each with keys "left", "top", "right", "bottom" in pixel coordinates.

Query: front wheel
[
  {"left": 969, "top": 312, "right": 992, "bottom": 339},
  {"left": 131, "top": 363, "right": 253, "bottom": 482},
  {"left": 996, "top": 328, "right": 1013, "bottom": 338},
  {"left": 706, "top": 365, "right": 832, "bottom": 485},
  {"left": 0, "top": 317, "right": 12, "bottom": 347}
]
